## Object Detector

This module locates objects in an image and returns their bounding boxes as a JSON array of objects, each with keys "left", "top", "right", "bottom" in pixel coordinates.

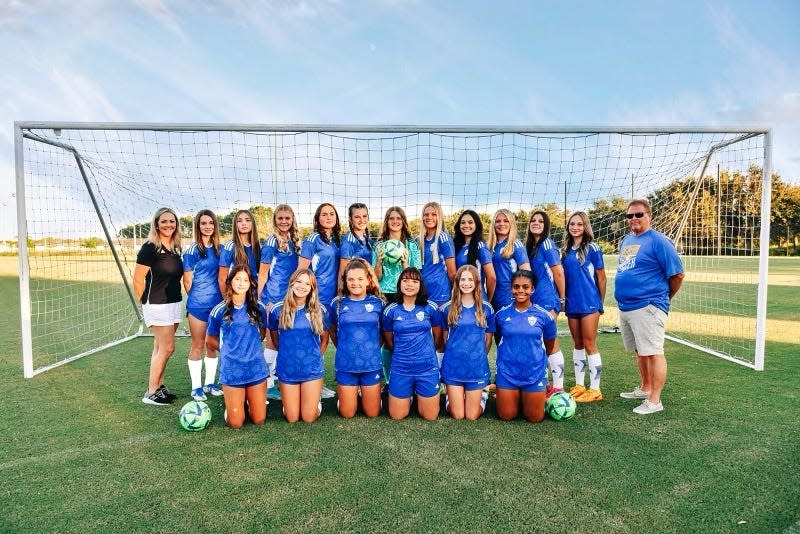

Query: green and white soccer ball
[
  {"left": 179, "top": 400, "right": 212, "bottom": 431},
  {"left": 382, "top": 239, "right": 405, "bottom": 265},
  {"left": 545, "top": 391, "right": 577, "bottom": 421}
]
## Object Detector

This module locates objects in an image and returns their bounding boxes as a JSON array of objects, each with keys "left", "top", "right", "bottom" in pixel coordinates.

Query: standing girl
[
  {"left": 525, "top": 210, "right": 568, "bottom": 394},
  {"left": 219, "top": 209, "right": 261, "bottom": 292},
  {"left": 488, "top": 209, "right": 530, "bottom": 312},
  {"left": 133, "top": 208, "right": 183, "bottom": 405},
  {"left": 441, "top": 265, "right": 495, "bottom": 420},
  {"left": 206, "top": 265, "right": 269, "bottom": 429},
  {"left": 338, "top": 203, "right": 373, "bottom": 282},
  {"left": 258, "top": 204, "right": 300, "bottom": 399},
  {"left": 494, "top": 270, "right": 557, "bottom": 423},
  {"left": 381, "top": 267, "right": 442, "bottom": 421},
  {"left": 182, "top": 209, "right": 224, "bottom": 401},
  {"left": 561, "top": 211, "right": 606, "bottom": 403},
  {"left": 329, "top": 258, "right": 385, "bottom": 418},
  {"left": 269, "top": 269, "right": 330, "bottom": 423},
  {"left": 372, "top": 206, "right": 421, "bottom": 302},
  {"left": 418, "top": 202, "right": 456, "bottom": 306},
  {"left": 453, "top": 209, "right": 497, "bottom": 303}
]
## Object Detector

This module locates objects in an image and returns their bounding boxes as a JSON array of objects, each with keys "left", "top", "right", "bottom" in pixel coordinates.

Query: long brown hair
[
  {"left": 561, "top": 211, "right": 595, "bottom": 264},
  {"left": 222, "top": 264, "right": 261, "bottom": 325},
  {"left": 193, "top": 209, "right": 220, "bottom": 258},
  {"left": 272, "top": 204, "right": 300, "bottom": 254},
  {"left": 233, "top": 209, "right": 261, "bottom": 273},
  {"left": 279, "top": 269, "right": 325, "bottom": 334},
  {"left": 447, "top": 265, "right": 487, "bottom": 328}
]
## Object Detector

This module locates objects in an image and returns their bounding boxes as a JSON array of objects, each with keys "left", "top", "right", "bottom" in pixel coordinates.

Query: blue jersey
[
  {"left": 529, "top": 237, "right": 562, "bottom": 311},
  {"left": 491, "top": 238, "right": 529, "bottom": 309},
  {"left": 563, "top": 243, "right": 605, "bottom": 315},
  {"left": 441, "top": 301, "right": 495, "bottom": 385},
  {"left": 300, "top": 233, "right": 340, "bottom": 307},
  {"left": 615, "top": 228, "right": 684, "bottom": 313},
  {"left": 269, "top": 303, "right": 330, "bottom": 383},
  {"left": 219, "top": 240, "right": 258, "bottom": 284},
  {"left": 260, "top": 235, "right": 298, "bottom": 305},
  {"left": 329, "top": 295, "right": 384, "bottom": 373},
  {"left": 207, "top": 301, "right": 269, "bottom": 386},
  {"left": 494, "top": 303, "right": 557, "bottom": 385},
  {"left": 340, "top": 232, "right": 373, "bottom": 263},
  {"left": 183, "top": 243, "right": 223, "bottom": 315},
  {"left": 455, "top": 240, "right": 493, "bottom": 298},
  {"left": 381, "top": 301, "right": 441, "bottom": 375},
  {"left": 420, "top": 232, "right": 456, "bottom": 305}
]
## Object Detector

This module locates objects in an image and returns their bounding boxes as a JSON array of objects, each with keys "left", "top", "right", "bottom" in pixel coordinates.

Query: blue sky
[{"left": 2, "top": 0, "right": 799, "bottom": 239}]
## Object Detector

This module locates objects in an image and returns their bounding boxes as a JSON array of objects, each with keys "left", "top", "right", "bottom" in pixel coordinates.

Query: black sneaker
[
  {"left": 157, "top": 385, "right": 177, "bottom": 402},
  {"left": 142, "top": 390, "right": 170, "bottom": 405}
]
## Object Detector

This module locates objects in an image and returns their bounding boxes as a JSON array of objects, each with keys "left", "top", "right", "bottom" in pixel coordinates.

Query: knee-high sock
[
  {"left": 188, "top": 359, "right": 202, "bottom": 390},
  {"left": 573, "top": 348, "right": 587, "bottom": 386},
  {"left": 381, "top": 347, "right": 392, "bottom": 384},
  {"left": 203, "top": 356, "right": 218, "bottom": 386},
  {"left": 588, "top": 353, "right": 602, "bottom": 390},
  {"left": 547, "top": 350, "right": 565, "bottom": 389}
]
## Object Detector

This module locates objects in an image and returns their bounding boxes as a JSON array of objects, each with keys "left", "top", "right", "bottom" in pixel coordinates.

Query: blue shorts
[
  {"left": 494, "top": 371, "right": 547, "bottom": 393},
  {"left": 187, "top": 306, "right": 213, "bottom": 323},
  {"left": 224, "top": 377, "right": 267, "bottom": 389},
  {"left": 280, "top": 375, "right": 324, "bottom": 386},
  {"left": 566, "top": 311, "right": 598, "bottom": 320},
  {"left": 336, "top": 369, "right": 383, "bottom": 387},
  {"left": 388, "top": 369, "right": 440, "bottom": 398},
  {"left": 443, "top": 378, "right": 488, "bottom": 391}
]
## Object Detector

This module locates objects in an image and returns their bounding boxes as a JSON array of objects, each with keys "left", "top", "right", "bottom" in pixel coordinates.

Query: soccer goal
[{"left": 14, "top": 123, "right": 772, "bottom": 377}]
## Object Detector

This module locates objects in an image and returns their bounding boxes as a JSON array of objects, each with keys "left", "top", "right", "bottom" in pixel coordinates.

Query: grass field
[{"left": 1, "top": 259, "right": 799, "bottom": 532}]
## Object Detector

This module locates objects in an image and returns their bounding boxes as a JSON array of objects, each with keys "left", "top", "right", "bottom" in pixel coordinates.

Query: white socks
[
  {"left": 588, "top": 353, "right": 602, "bottom": 390},
  {"left": 547, "top": 350, "right": 565, "bottom": 389},
  {"left": 263, "top": 348, "right": 278, "bottom": 386},
  {"left": 436, "top": 351, "right": 444, "bottom": 369},
  {"left": 188, "top": 359, "right": 202, "bottom": 390},
  {"left": 573, "top": 348, "right": 587, "bottom": 386},
  {"left": 204, "top": 356, "right": 218, "bottom": 386}
]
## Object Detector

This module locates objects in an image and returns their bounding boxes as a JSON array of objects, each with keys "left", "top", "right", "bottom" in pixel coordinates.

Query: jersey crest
[
  {"left": 365, "top": 303, "right": 374, "bottom": 312},
  {"left": 527, "top": 316, "right": 537, "bottom": 327},
  {"left": 415, "top": 311, "right": 425, "bottom": 321}
]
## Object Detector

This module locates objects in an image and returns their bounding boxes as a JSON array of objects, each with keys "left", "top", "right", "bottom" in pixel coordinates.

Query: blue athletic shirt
[
  {"left": 219, "top": 240, "right": 258, "bottom": 284},
  {"left": 183, "top": 243, "right": 223, "bottom": 314},
  {"left": 207, "top": 301, "right": 269, "bottom": 386},
  {"left": 329, "top": 294, "right": 384, "bottom": 373},
  {"left": 529, "top": 237, "right": 562, "bottom": 311},
  {"left": 420, "top": 232, "right": 456, "bottom": 305},
  {"left": 494, "top": 303, "right": 557, "bottom": 385},
  {"left": 300, "top": 233, "right": 340, "bottom": 308},
  {"left": 260, "top": 235, "right": 298, "bottom": 305},
  {"left": 269, "top": 303, "right": 330, "bottom": 383},
  {"left": 491, "top": 238, "right": 530, "bottom": 310},
  {"left": 441, "top": 301, "right": 495, "bottom": 385},
  {"left": 563, "top": 242, "right": 605, "bottom": 315},
  {"left": 340, "top": 231, "right": 373, "bottom": 263},
  {"left": 614, "top": 228, "right": 684, "bottom": 313},
  {"left": 381, "top": 301, "right": 442, "bottom": 375},
  {"left": 455, "top": 240, "right": 493, "bottom": 298}
]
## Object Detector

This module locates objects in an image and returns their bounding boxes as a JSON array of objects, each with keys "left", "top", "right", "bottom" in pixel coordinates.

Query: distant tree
[{"left": 81, "top": 236, "right": 104, "bottom": 248}]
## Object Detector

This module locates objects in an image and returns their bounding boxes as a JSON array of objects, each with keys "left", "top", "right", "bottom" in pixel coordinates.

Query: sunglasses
[{"left": 626, "top": 212, "right": 646, "bottom": 219}]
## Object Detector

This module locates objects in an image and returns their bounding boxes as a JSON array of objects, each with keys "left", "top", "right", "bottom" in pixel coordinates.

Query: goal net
[{"left": 14, "top": 123, "right": 771, "bottom": 377}]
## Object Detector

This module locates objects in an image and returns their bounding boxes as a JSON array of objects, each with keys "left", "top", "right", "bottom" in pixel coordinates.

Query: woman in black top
[{"left": 133, "top": 207, "right": 184, "bottom": 405}]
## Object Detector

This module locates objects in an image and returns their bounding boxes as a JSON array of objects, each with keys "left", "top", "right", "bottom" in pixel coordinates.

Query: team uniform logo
[
  {"left": 617, "top": 244, "right": 640, "bottom": 273},
  {"left": 415, "top": 311, "right": 425, "bottom": 321},
  {"left": 365, "top": 303, "right": 374, "bottom": 312},
  {"left": 527, "top": 316, "right": 537, "bottom": 327}
]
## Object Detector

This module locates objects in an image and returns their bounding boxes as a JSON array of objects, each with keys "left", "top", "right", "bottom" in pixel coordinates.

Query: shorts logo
[
  {"left": 365, "top": 303, "right": 374, "bottom": 312},
  {"left": 527, "top": 316, "right": 537, "bottom": 327},
  {"left": 415, "top": 311, "right": 425, "bottom": 321}
]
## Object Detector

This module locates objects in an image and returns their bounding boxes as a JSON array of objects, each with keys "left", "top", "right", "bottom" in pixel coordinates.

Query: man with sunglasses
[{"left": 614, "top": 199, "right": 684, "bottom": 415}]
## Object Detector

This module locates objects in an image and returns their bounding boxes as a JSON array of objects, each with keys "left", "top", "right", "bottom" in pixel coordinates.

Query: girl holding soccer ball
[
  {"left": 269, "top": 269, "right": 330, "bottom": 423},
  {"left": 561, "top": 211, "right": 606, "bottom": 403},
  {"left": 182, "top": 209, "right": 224, "bottom": 402},
  {"left": 494, "top": 269, "right": 557, "bottom": 423},
  {"left": 329, "top": 258, "right": 385, "bottom": 418},
  {"left": 219, "top": 209, "right": 261, "bottom": 293},
  {"left": 441, "top": 265, "right": 495, "bottom": 420},
  {"left": 134, "top": 207, "right": 183, "bottom": 406},
  {"left": 206, "top": 264, "right": 269, "bottom": 429},
  {"left": 372, "top": 206, "right": 421, "bottom": 303},
  {"left": 257, "top": 204, "right": 301, "bottom": 400},
  {"left": 382, "top": 267, "right": 443, "bottom": 421}
]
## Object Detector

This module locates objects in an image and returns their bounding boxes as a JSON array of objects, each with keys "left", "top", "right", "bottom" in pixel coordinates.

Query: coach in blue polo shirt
[{"left": 615, "top": 199, "right": 684, "bottom": 415}]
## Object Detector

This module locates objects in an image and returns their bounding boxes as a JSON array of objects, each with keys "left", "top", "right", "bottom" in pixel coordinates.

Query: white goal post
[{"left": 14, "top": 123, "right": 772, "bottom": 377}]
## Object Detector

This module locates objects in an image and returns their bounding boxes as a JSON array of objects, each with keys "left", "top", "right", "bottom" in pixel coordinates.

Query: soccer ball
[
  {"left": 179, "top": 400, "right": 212, "bottom": 431},
  {"left": 546, "top": 392, "right": 576, "bottom": 421},
  {"left": 382, "top": 239, "right": 405, "bottom": 265}
]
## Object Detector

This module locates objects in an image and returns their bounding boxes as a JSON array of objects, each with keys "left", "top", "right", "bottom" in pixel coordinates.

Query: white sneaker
[
  {"left": 320, "top": 386, "right": 336, "bottom": 399},
  {"left": 633, "top": 399, "right": 664, "bottom": 414},
  {"left": 620, "top": 386, "right": 649, "bottom": 399}
]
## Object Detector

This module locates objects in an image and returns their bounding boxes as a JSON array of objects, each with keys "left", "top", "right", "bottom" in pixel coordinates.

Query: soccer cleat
[
  {"left": 569, "top": 384, "right": 587, "bottom": 399},
  {"left": 320, "top": 386, "right": 336, "bottom": 399},
  {"left": 266, "top": 384, "right": 282, "bottom": 400},
  {"left": 633, "top": 399, "right": 664, "bottom": 414},
  {"left": 545, "top": 385, "right": 564, "bottom": 399},
  {"left": 574, "top": 388, "right": 603, "bottom": 403},
  {"left": 204, "top": 383, "right": 223, "bottom": 397},
  {"left": 142, "top": 390, "right": 170, "bottom": 406},
  {"left": 620, "top": 386, "right": 649, "bottom": 399},
  {"left": 191, "top": 387, "right": 207, "bottom": 401},
  {"left": 157, "top": 384, "right": 177, "bottom": 402}
]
